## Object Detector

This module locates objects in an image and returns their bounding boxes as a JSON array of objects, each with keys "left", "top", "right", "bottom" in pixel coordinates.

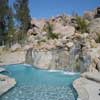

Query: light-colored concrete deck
[
  {"left": 73, "top": 73, "right": 100, "bottom": 100},
  {"left": 0, "top": 74, "right": 16, "bottom": 96}
]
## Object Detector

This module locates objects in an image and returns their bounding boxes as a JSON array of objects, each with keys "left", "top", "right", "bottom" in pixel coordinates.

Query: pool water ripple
[{"left": 0, "top": 64, "right": 79, "bottom": 100}]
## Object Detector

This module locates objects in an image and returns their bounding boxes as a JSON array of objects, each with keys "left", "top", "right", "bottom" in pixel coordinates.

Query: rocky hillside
[{"left": 24, "top": 7, "right": 100, "bottom": 72}]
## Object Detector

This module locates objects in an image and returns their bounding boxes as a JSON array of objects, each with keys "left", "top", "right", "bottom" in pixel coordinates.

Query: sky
[{"left": 9, "top": 0, "right": 100, "bottom": 19}]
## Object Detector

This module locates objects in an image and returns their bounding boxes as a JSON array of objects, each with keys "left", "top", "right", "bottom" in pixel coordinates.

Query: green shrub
[
  {"left": 44, "top": 22, "right": 58, "bottom": 39},
  {"left": 39, "top": 39, "right": 46, "bottom": 43},
  {"left": 76, "top": 16, "right": 88, "bottom": 33},
  {"left": 95, "top": 34, "right": 100, "bottom": 43},
  {"left": 47, "top": 32, "right": 58, "bottom": 39}
]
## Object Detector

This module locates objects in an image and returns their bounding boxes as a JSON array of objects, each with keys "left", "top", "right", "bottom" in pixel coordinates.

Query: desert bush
[
  {"left": 95, "top": 34, "right": 100, "bottom": 43},
  {"left": 44, "top": 22, "right": 58, "bottom": 39},
  {"left": 76, "top": 16, "right": 88, "bottom": 33}
]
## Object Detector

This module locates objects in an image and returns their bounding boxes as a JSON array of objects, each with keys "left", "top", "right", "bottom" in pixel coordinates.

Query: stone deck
[
  {"left": 0, "top": 74, "right": 16, "bottom": 96},
  {"left": 73, "top": 72, "right": 100, "bottom": 100}
]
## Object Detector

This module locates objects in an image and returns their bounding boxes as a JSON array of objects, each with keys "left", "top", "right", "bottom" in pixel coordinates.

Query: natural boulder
[
  {"left": 26, "top": 49, "right": 69, "bottom": 70},
  {"left": 53, "top": 23, "right": 75, "bottom": 38},
  {"left": 66, "top": 42, "right": 74, "bottom": 48},
  {"left": 31, "top": 18, "right": 46, "bottom": 30},
  {"left": 88, "top": 18, "right": 100, "bottom": 34},
  {"left": 81, "top": 72, "right": 100, "bottom": 82}
]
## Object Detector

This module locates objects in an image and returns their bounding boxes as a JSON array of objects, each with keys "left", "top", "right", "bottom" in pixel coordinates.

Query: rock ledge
[
  {"left": 73, "top": 72, "right": 100, "bottom": 100},
  {"left": 0, "top": 74, "right": 16, "bottom": 96}
]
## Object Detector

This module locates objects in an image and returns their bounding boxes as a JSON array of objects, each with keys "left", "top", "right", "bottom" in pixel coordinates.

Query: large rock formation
[
  {"left": 88, "top": 18, "right": 100, "bottom": 34},
  {"left": 25, "top": 7, "right": 100, "bottom": 73},
  {"left": 53, "top": 24, "right": 75, "bottom": 38},
  {"left": 26, "top": 48, "right": 70, "bottom": 70},
  {"left": 25, "top": 31, "right": 100, "bottom": 72}
]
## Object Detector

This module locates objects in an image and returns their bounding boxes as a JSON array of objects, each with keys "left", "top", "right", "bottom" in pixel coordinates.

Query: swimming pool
[{"left": 0, "top": 64, "right": 79, "bottom": 100}]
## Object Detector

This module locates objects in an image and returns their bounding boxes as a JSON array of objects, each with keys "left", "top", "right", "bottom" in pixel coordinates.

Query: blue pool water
[{"left": 0, "top": 64, "right": 79, "bottom": 100}]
